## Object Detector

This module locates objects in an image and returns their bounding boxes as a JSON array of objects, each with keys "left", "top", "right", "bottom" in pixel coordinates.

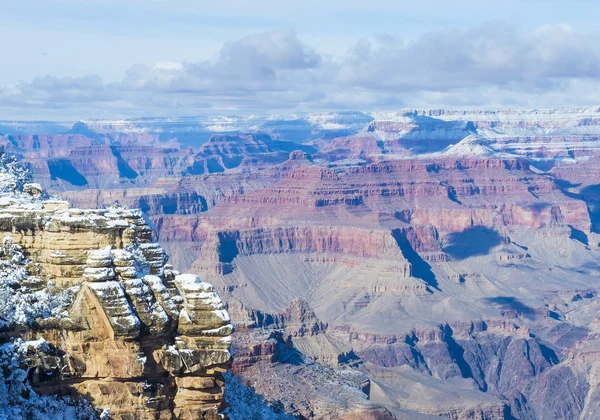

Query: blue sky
[{"left": 1, "top": 0, "right": 599, "bottom": 119}]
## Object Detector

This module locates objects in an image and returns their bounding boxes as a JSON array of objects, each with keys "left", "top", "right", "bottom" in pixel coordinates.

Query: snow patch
[{"left": 175, "top": 273, "right": 213, "bottom": 292}]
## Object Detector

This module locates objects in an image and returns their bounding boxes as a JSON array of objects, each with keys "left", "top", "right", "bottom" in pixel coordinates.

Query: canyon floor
[{"left": 4, "top": 108, "right": 600, "bottom": 419}]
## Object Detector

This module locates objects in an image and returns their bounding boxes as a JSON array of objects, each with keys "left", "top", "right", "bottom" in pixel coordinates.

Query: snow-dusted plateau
[{"left": 2, "top": 107, "right": 600, "bottom": 419}]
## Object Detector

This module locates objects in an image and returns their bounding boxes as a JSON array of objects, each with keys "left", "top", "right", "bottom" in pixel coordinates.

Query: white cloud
[
  {"left": 335, "top": 23, "right": 600, "bottom": 92},
  {"left": 2, "top": 25, "right": 600, "bottom": 118}
]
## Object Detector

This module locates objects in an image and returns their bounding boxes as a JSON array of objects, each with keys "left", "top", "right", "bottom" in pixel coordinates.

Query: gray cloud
[
  {"left": 0, "top": 75, "right": 120, "bottom": 110},
  {"left": 2, "top": 25, "right": 600, "bottom": 118},
  {"left": 121, "top": 30, "right": 321, "bottom": 95},
  {"left": 336, "top": 23, "right": 600, "bottom": 92}
]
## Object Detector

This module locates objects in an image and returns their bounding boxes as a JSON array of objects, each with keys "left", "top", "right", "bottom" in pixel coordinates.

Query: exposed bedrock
[
  {"left": 0, "top": 135, "right": 195, "bottom": 189},
  {"left": 61, "top": 189, "right": 209, "bottom": 217},
  {"left": 49, "top": 151, "right": 595, "bottom": 256},
  {"left": 232, "top": 294, "right": 599, "bottom": 420},
  {"left": 229, "top": 298, "right": 395, "bottom": 419},
  {"left": 0, "top": 178, "right": 232, "bottom": 419},
  {"left": 195, "top": 225, "right": 414, "bottom": 275},
  {"left": 183, "top": 133, "right": 316, "bottom": 175},
  {"left": 8, "top": 111, "right": 600, "bottom": 419}
]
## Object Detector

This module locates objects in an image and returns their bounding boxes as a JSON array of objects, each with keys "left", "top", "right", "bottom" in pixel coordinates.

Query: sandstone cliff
[{"left": 0, "top": 152, "right": 232, "bottom": 419}]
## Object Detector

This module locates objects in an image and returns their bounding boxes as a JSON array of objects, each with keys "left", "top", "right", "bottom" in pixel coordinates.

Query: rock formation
[
  {"left": 6, "top": 108, "right": 600, "bottom": 419},
  {"left": 0, "top": 152, "right": 232, "bottom": 419}
]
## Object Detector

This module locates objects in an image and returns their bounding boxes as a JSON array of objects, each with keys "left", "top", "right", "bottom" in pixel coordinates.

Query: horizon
[{"left": 3, "top": 104, "right": 600, "bottom": 124}]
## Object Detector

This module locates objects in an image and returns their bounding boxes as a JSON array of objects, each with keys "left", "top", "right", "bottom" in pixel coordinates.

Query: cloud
[
  {"left": 335, "top": 23, "right": 600, "bottom": 92},
  {"left": 121, "top": 30, "right": 322, "bottom": 95},
  {"left": 2, "top": 25, "right": 600, "bottom": 118},
  {"left": 0, "top": 75, "right": 119, "bottom": 110}
]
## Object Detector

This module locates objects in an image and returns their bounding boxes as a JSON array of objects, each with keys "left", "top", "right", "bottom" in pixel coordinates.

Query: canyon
[{"left": 3, "top": 107, "right": 600, "bottom": 419}]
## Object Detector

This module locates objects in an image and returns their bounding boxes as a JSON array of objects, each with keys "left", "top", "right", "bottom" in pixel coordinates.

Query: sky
[{"left": 1, "top": 0, "right": 600, "bottom": 119}]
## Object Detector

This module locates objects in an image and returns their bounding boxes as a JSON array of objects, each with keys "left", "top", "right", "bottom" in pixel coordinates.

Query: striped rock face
[
  {"left": 6, "top": 108, "right": 600, "bottom": 418},
  {"left": 0, "top": 154, "right": 232, "bottom": 419}
]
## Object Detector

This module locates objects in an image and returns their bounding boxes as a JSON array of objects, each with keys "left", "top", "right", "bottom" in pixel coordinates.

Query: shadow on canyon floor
[
  {"left": 277, "top": 346, "right": 305, "bottom": 366},
  {"left": 443, "top": 226, "right": 503, "bottom": 260},
  {"left": 483, "top": 296, "right": 536, "bottom": 318},
  {"left": 569, "top": 225, "right": 589, "bottom": 246},
  {"left": 392, "top": 230, "right": 439, "bottom": 290},
  {"left": 555, "top": 181, "right": 600, "bottom": 234},
  {"left": 48, "top": 159, "right": 88, "bottom": 186},
  {"left": 580, "top": 184, "right": 600, "bottom": 234}
]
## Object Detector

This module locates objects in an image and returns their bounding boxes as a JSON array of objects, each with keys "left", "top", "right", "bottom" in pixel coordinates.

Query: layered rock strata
[
  {"left": 0, "top": 158, "right": 232, "bottom": 419},
  {"left": 8, "top": 109, "right": 600, "bottom": 419}
]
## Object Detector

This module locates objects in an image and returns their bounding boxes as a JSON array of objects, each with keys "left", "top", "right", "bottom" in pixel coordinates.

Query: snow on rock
[
  {"left": 0, "top": 150, "right": 233, "bottom": 418},
  {"left": 87, "top": 281, "right": 141, "bottom": 337},
  {"left": 83, "top": 267, "right": 116, "bottom": 282},
  {"left": 224, "top": 372, "right": 292, "bottom": 420},
  {"left": 428, "top": 134, "right": 519, "bottom": 158},
  {"left": 175, "top": 273, "right": 213, "bottom": 293},
  {"left": 212, "top": 309, "right": 232, "bottom": 322},
  {"left": 201, "top": 324, "right": 235, "bottom": 337},
  {"left": 111, "top": 249, "right": 134, "bottom": 266},
  {"left": 439, "top": 134, "right": 497, "bottom": 156},
  {"left": 22, "top": 183, "right": 43, "bottom": 197},
  {"left": 123, "top": 278, "right": 170, "bottom": 334},
  {"left": 0, "top": 338, "right": 103, "bottom": 419},
  {"left": 86, "top": 247, "right": 114, "bottom": 266},
  {"left": 57, "top": 209, "right": 130, "bottom": 229},
  {"left": 0, "top": 236, "right": 74, "bottom": 329},
  {"left": 143, "top": 274, "right": 179, "bottom": 318}
]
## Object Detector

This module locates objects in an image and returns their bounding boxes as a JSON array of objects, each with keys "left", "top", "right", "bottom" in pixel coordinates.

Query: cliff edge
[{"left": 0, "top": 151, "right": 232, "bottom": 419}]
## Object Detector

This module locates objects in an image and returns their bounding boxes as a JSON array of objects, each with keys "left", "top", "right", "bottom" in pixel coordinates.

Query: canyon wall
[{"left": 6, "top": 108, "right": 600, "bottom": 419}]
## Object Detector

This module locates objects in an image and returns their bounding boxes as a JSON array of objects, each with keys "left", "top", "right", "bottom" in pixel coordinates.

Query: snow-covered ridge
[
  {"left": 435, "top": 135, "right": 498, "bottom": 157},
  {"left": 369, "top": 107, "right": 600, "bottom": 133},
  {"left": 0, "top": 150, "right": 233, "bottom": 418},
  {"left": 4, "top": 107, "right": 600, "bottom": 161},
  {"left": 371, "top": 106, "right": 600, "bottom": 121},
  {"left": 2, "top": 111, "right": 373, "bottom": 135},
  {"left": 1, "top": 106, "right": 599, "bottom": 135},
  {"left": 76, "top": 112, "right": 373, "bottom": 134}
]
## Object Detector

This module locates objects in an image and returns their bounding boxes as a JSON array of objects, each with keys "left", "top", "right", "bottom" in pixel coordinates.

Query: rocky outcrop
[
  {"left": 230, "top": 328, "right": 395, "bottom": 420},
  {"left": 245, "top": 298, "right": 327, "bottom": 337},
  {"left": 0, "top": 155, "right": 232, "bottom": 419}
]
